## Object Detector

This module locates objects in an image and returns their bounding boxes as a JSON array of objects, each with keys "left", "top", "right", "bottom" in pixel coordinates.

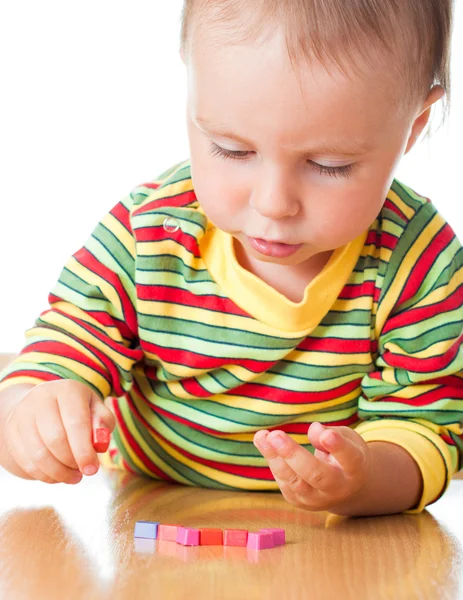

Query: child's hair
[{"left": 180, "top": 0, "right": 454, "bottom": 123}]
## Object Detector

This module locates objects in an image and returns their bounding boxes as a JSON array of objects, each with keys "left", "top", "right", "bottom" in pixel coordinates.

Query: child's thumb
[{"left": 89, "top": 394, "right": 116, "bottom": 432}]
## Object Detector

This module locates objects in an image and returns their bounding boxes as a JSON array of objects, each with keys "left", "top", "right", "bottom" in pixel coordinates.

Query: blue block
[{"left": 134, "top": 521, "right": 159, "bottom": 539}]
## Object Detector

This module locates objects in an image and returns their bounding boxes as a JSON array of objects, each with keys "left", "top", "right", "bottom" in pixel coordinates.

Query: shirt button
[{"left": 163, "top": 216, "right": 180, "bottom": 233}]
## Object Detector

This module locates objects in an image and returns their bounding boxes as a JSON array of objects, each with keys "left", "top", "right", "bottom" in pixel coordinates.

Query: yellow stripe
[
  {"left": 101, "top": 213, "right": 136, "bottom": 260},
  {"left": 385, "top": 338, "right": 458, "bottom": 360},
  {"left": 137, "top": 299, "right": 303, "bottom": 339},
  {"left": 387, "top": 189, "right": 415, "bottom": 220},
  {"left": 413, "top": 269, "right": 463, "bottom": 309},
  {"left": 0, "top": 375, "right": 52, "bottom": 392}
]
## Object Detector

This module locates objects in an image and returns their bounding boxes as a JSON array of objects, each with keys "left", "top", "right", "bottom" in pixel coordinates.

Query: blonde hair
[{"left": 180, "top": 0, "right": 454, "bottom": 117}]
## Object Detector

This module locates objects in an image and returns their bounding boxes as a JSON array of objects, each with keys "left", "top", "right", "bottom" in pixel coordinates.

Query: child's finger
[
  {"left": 20, "top": 416, "right": 82, "bottom": 484},
  {"left": 254, "top": 431, "right": 312, "bottom": 498},
  {"left": 35, "top": 397, "right": 79, "bottom": 469},
  {"left": 8, "top": 424, "right": 57, "bottom": 483},
  {"left": 264, "top": 430, "right": 342, "bottom": 491},
  {"left": 57, "top": 392, "right": 99, "bottom": 476},
  {"left": 319, "top": 429, "right": 369, "bottom": 477}
]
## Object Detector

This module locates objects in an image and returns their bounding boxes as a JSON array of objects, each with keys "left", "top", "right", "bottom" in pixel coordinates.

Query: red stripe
[
  {"left": 397, "top": 224, "right": 454, "bottom": 306},
  {"left": 380, "top": 232, "right": 399, "bottom": 251},
  {"left": 338, "top": 281, "right": 376, "bottom": 300},
  {"left": 382, "top": 285, "right": 462, "bottom": 334},
  {"left": 298, "top": 337, "right": 371, "bottom": 354},
  {"left": 383, "top": 335, "right": 463, "bottom": 374},
  {"left": 142, "top": 339, "right": 276, "bottom": 372},
  {"left": 137, "top": 285, "right": 250, "bottom": 318},
  {"left": 110, "top": 201, "right": 132, "bottom": 234},
  {"left": 135, "top": 226, "right": 200, "bottom": 258},
  {"left": 74, "top": 247, "right": 138, "bottom": 336},
  {"left": 20, "top": 341, "right": 109, "bottom": 379},
  {"left": 2, "top": 370, "right": 61, "bottom": 383},
  {"left": 139, "top": 182, "right": 161, "bottom": 190},
  {"left": 232, "top": 378, "right": 361, "bottom": 404},
  {"left": 268, "top": 414, "right": 359, "bottom": 433},
  {"left": 384, "top": 384, "right": 463, "bottom": 406},
  {"left": 384, "top": 198, "right": 407, "bottom": 222},
  {"left": 113, "top": 396, "right": 175, "bottom": 481},
  {"left": 181, "top": 378, "right": 212, "bottom": 398}
]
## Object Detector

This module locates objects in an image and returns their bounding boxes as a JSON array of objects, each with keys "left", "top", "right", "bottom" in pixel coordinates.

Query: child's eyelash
[{"left": 208, "top": 143, "right": 354, "bottom": 179}]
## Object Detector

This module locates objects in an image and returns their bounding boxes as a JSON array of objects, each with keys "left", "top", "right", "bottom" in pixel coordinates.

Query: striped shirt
[{"left": 1, "top": 159, "right": 462, "bottom": 514}]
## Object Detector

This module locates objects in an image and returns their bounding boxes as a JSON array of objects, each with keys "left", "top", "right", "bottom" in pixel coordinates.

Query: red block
[
  {"left": 158, "top": 524, "right": 180, "bottom": 542},
  {"left": 223, "top": 529, "right": 248, "bottom": 547},
  {"left": 199, "top": 528, "right": 223, "bottom": 546},
  {"left": 92, "top": 428, "right": 110, "bottom": 453}
]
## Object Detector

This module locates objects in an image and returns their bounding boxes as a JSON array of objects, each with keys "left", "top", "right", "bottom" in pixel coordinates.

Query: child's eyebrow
[{"left": 195, "top": 116, "right": 375, "bottom": 157}]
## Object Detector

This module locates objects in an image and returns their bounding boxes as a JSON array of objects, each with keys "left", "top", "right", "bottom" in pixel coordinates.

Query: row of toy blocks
[{"left": 134, "top": 522, "right": 285, "bottom": 550}]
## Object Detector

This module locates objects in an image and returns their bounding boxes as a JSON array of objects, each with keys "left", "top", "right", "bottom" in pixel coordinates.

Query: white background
[{"left": 1, "top": 1, "right": 462, "bottom": 353}]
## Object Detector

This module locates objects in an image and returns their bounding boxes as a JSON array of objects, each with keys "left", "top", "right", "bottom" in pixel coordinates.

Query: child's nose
[{"left": 249, "top": 174, "right": 300, "bottom": 220}]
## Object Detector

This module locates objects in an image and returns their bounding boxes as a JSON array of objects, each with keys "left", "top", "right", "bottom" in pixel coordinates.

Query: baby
[{"left": 0, "top": 0, "right": 462, "bottom": 517}]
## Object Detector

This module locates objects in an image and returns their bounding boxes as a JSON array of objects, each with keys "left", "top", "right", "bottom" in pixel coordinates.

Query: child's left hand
[{"left": 253, "top": 422, "right": 373, "bottom": 512}]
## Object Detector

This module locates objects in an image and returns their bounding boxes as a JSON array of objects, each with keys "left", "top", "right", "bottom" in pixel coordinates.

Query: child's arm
[
  {"left": 254, "top": 200, "right": 462, "bottom": 516},
  {"left": 0, "top": 190, "right": 143, "bottom": 482}
]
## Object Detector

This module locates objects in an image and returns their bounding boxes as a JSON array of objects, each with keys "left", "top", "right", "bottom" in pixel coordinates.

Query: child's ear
[{"left": 404, "top": 85, "right": 445, "bottom": 154}]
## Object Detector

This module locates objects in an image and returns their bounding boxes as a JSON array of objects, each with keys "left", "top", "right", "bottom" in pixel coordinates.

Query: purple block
[
  {"left": 134, "top": 521, "right": 159, "bottom": 539},
  {"left": 247, "top": 532, "right": 274, "bottom": 550},
  {"left": 259, "top": 528, "right": 286, "bottom": 545},
  {"left": 176, "top": 527, "right": 200, "bottom": 546}
]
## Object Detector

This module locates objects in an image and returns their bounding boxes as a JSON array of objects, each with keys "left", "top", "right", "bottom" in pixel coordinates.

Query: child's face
[{"left": 184, "top": 27, "right": 438, "bottom": 267}]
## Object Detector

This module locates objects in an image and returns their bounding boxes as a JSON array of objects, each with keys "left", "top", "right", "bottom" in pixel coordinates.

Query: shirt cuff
[{"left": 354, "top": 419, "right": 454, "bottom": 514}]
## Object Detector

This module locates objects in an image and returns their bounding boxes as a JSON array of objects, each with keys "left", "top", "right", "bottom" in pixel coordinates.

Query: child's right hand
[{"left": 3, "top": 380, "right": 115, "bottom": 485}]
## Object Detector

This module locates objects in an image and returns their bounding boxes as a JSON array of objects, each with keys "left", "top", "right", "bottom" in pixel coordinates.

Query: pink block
[
  {"left": 176, "top": 527, "right": 200, "bottom": 546},
  {"left": 259, "top": 528, "right": 286, "bottom": 545},
  {"left": 247, "top": 532, "right": 274, "bottom": 550},
  {"left": 158, "top": 524, "right": 179, "bottom": 542},
  {"left": 223, "top": 529, "right": 248, "bottom": 547}
]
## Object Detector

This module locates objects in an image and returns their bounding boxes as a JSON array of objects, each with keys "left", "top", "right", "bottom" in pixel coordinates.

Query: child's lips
[{"left": 247, "top": 236, "right": 303, "bottom": 258}]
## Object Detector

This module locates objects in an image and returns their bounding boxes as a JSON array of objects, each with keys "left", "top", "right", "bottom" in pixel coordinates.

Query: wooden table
[{"left": 1, "top": 354, "right": 462, "bottom": 599}]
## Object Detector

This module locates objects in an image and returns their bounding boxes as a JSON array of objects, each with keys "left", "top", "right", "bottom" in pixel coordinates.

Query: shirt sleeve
[
  {"left": 0, "top": 192, "right": 143, "bottom": 399},
  {"left": 356, "top": 202, "right": 463, "bottom": 514}
]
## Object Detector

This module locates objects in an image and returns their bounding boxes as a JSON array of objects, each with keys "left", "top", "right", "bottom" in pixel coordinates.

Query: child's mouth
[{"left": 247, "top": 236, "right": 303, "bottom": 258}]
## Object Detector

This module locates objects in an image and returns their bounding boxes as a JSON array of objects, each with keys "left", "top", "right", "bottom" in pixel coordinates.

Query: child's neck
[{"left": 234, "top": 241, "right": 334, "bottom": 303}]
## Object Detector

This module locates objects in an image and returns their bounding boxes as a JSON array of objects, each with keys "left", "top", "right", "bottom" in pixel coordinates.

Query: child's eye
[{"left": 208, "top": 142, "right": 355, "bottom": 179}]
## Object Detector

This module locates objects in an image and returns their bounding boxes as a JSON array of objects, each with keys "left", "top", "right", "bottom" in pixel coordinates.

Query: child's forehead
[{"left": 188, "top": 28, "right": 407, "bottom": 124}]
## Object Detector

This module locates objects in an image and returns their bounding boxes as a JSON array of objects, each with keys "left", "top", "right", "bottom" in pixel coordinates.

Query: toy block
[
  {"left": 199, "top": 528, "right": 223, "bottom": 546},
  {"left": 176, "top": 527, "right": 200, "bottom": 546},
  {"left": 259, "top": 528, "right": 286, "bottom": 545},
  {"left": 157, "top": 524, "right": 180, "bottom": 542},
  {"left": 93, "top": 428, "right": 110, "bottom": 453},
  {"left": 134, "top": 521, "right": 159, "bottom": 539},
  {"left": 247, "top": 532, "right": 274, "bottom": 550},
  {"left": 223, "top": 529, "right": 248, "bottom": 547}
]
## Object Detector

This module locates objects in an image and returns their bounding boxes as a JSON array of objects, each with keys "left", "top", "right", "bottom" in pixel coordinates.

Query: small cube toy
[
  {"left": 134, "top": 521, "right": 159, "bottom": 539},
  {"left": 223, "top": 529, "right": 248, "bottom": 547},
  {"left": 259, "top": 528, "right": 286, "bottom": 546},
  {"left": 199, "top": 528, "right": 223, "bottom": 546},
  {"left": 176, "top": 527, "right": 200, "bottom": 546},
  {"left": 158, "top": 524, "right": 180, "bottom": 542},
  {"left": 92, "top": 428, "right": 110, "bottom": 453},
  {"left": 247, "top": 532, "right": 274, "bottom": 550}
]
